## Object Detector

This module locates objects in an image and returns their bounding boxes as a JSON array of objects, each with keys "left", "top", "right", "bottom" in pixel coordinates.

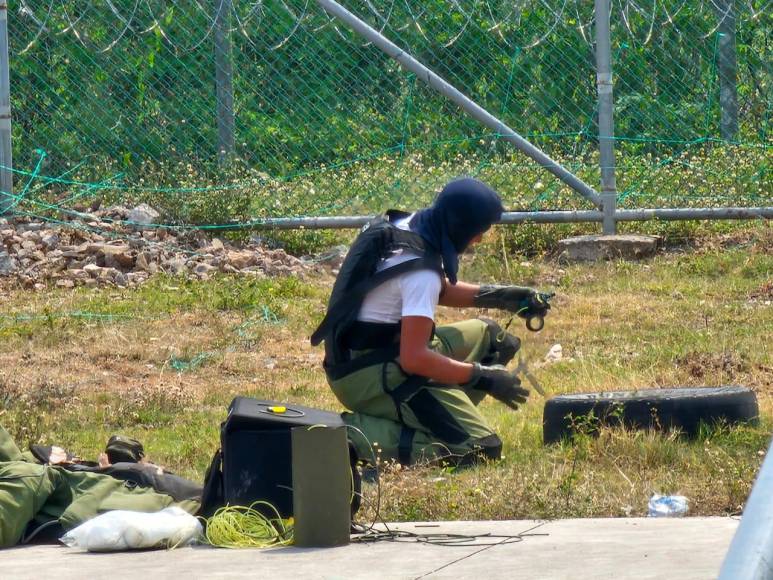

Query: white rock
[
  {"left": 126, "top": 272, "right": 149, "bottom": 285},
  {"left": 227, "top": 250, "right": 256, "bottom": 270},
  {"left": 128, "top": 204, "right": 161, "bottom": 225},
  {"left": 41, "top": 232, "right": 60, "bottom": 249},
  {"left": 103, "top": 206, "right": 129, "bottom": 219},
  {"left": 83, "top": 263, "right": 102, "bottom": 277},
  {"left": 84, "top": 243, "right": 134, "bottom": 269},
  {"left": 0, "top": 251, "right": 18, "bottom": 275},
  {"left": 313, "top": 245, "right": 348, "bottom": 269},
  {"left": 193, "top": 262, "right": 217, "bottom": 279},
  {"left": 49, "top": 257, "right": 67, "bottom": 272},
  {"left": 97, "top": 267, "right": 122, "bottom": 281},
  {"left": 67, "top": 269, "right": 90, "bottom": 281},
  {"left": 134, "top": 252, "right": 151, "bottom": 272},
  {"left": 200, "top": 238, "right": 225, "bottom": 253},
  {"left": 61, "top": 243, "right": 90, "bottom": 258},
  {"left": 163, "top": 257, "right": 187, "bottom": 275},
  {"left": 545, "top": 344, "right": 563, "bottom": 363}
]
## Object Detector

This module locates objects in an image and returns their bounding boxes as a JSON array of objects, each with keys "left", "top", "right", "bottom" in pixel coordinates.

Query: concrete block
[{"left": 558, "top": 234, "right": 659, "bottom": 263}]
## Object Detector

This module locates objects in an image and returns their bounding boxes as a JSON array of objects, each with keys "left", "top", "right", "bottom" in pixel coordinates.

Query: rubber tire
[{"left": 542, "top": 386, "right": 758, "bottom": 444}]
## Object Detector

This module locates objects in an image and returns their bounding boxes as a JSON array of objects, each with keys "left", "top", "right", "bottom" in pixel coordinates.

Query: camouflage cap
[{"left": 105, "top": 435, "right": 145, "bottom": 464}]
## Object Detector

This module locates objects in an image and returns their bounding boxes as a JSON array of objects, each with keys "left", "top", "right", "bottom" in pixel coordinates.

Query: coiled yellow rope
[{"left": 204, "top": 502, "right": 294, "bottom": 549}]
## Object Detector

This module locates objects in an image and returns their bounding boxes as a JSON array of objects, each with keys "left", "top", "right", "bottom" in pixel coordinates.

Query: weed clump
[
  {"left": 0, "top": 372, "right": 80, "bottom": 446},
  {"left": 102, "top": 381, "right": 195, "bottom": 428}
]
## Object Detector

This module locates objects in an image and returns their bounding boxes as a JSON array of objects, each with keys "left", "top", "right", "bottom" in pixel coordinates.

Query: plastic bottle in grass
[{"left": 648, "top": 494, "right": 689, "bottom": 517}]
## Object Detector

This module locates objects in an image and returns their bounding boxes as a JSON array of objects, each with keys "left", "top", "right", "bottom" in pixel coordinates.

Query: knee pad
[
  {"left": 479, "top": 317, "right": 520, "bottom": 366},
  {"left": 475, "top": 433, "right": 503, "bottom": 461},
  {"left": 454, "top": 434, "right": 503, "bottom": 467}
]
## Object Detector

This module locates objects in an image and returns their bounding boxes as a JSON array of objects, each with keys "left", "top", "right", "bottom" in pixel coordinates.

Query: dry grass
[{"left": 0, "top": 221, "right": 771, "bottom": 521}]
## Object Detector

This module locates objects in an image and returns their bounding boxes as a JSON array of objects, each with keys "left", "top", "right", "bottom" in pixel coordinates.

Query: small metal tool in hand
[{"left": 511, "top": 355, "right": 546, "bottom": 397}]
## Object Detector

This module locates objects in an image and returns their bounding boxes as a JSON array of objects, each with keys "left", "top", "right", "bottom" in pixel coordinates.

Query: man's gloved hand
[
  {"left": 473, "top": 285, "right": 552, "bottom": 320},
  {"left": 467, "top": 363, "right": 530, "bottom": 410},
  {"left": 474, "top": 286, "right": 553, "bottom": 331},
  {"left": 520, "top": 291, "right": 552, "bottom": 322}
]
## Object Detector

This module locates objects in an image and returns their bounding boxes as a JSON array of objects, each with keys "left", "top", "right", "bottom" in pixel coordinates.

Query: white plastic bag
[
  {"left": 60, "top": 506, "right": 202, "bottom": 551},
  {"left": 647, "top": 494, "right": 689, "bottom": 517}
]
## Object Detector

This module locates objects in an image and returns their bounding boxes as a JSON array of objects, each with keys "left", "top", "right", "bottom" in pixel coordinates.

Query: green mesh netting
[{"left": 3, "top": 1, "right": 770, "bottom": 226}]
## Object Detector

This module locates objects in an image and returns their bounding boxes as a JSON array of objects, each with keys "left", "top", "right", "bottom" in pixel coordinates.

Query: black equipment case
[{"left": 203, "top": 397, "right": 354, "bottom": 518}]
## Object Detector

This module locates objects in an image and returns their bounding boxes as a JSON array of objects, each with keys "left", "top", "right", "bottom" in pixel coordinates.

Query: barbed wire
[
  {"left": 13, "top": 0, "right": 770, "bottom": 56},
  {"left": 99, "top": 0, "right": 141, "bottom": 53},
  {"left": 271, "top": 0, "right": 311, "bottom": 50},
  {"left": 232, "top": 1, "right": 265, "bottom": 47},
  {"left": 18, "top": 1, "right": 54, "bottom": 54},
  {"left": 7, "top": 0, "right": 769, "bottom": 204}
]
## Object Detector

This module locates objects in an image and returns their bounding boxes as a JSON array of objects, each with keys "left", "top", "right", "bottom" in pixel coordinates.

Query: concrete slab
[
  {"left": 558, "top": 234, "right": 659, "bottom": 262},
  {"left": 0, "top": 517, "right": 737, "bottom": 580}
]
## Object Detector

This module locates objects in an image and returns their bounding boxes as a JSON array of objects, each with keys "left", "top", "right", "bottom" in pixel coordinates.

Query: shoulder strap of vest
[
  {"left": 383, "top": 211, "right": 432, "bottom": 253},
  {"left": 310, "top": 256, "right": 440, "bottom": 346},
  {"left": 365, "top": 211, "right": 433, "bottom": 257}
]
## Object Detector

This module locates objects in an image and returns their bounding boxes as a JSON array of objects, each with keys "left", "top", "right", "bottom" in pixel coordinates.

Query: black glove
[
  {"left": 474, "top": 285, "right": 551, "bottom": 317},
  {"left": 467, "top": 363, "right": 530, "bottom": 410}
]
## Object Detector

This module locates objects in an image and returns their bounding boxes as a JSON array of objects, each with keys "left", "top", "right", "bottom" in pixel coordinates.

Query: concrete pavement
[{"left": 0, "top": 517, "right": 738, "bottom": 580}]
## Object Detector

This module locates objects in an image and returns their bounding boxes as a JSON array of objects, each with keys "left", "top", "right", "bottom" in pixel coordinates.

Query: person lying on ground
[{"left": 0, "top": 425, "right": 200, "bottom": 548}]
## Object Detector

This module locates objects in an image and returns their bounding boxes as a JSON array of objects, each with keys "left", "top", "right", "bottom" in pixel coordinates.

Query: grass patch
[
  {"left": 0, "top": 274, "right": 322, "bottom": 343},
  {"left": 0, "top": 223, "right": 770, "bottom": 521}
]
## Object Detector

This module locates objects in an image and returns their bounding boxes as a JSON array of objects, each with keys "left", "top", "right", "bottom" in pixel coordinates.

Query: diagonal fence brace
[{"left": 315, "top": 0, "right": 603, "bottom": 209}]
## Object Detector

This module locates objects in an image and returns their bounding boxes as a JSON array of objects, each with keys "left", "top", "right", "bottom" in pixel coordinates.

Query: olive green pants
[{"left": 329, "top": 318, "right": 518, "bottom": 466}]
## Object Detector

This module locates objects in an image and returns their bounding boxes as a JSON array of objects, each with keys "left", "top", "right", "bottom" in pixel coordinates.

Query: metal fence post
[
  {"left": 594, "top": 0, "right": 617, "bottom": 234},
  {"left": 0, "top": 1, "right": 13, "bottom": 213},
  {"left": 214, "top": 0, "right": 235, "bottom": 163},
  {"left": 714, "top": 0, "right": 739, "bottom": 140},
  {"left": 719, "top": 436, "right": 773, "bottom": 578}
]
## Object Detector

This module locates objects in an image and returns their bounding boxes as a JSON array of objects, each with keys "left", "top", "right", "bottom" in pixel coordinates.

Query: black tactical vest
[{"left": 310, "top": 210, "right": 442, "bottom": 369}]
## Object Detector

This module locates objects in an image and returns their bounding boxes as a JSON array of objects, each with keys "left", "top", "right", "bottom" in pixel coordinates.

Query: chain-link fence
[{"left": 2, "top": 1, "right": 771, "bottom": 227}]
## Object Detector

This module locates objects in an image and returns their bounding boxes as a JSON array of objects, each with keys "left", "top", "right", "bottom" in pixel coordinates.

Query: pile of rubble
[{"left": 0, "top": 204, "right": 310, "bottom": 289}]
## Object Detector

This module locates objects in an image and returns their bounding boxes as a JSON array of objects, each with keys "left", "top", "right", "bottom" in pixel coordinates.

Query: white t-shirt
[{"left": 357, "top": 216, "right": 442, "bottom": 324}]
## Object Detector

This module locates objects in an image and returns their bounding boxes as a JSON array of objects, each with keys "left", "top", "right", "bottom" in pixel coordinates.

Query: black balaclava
[{"left": 409, "top": 177, "right": 504, "bottom": 284}]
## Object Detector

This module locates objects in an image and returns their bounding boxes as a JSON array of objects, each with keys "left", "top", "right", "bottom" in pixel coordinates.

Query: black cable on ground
[{"left": 345, "top": 426, "right": 549, "bottom": 547}]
